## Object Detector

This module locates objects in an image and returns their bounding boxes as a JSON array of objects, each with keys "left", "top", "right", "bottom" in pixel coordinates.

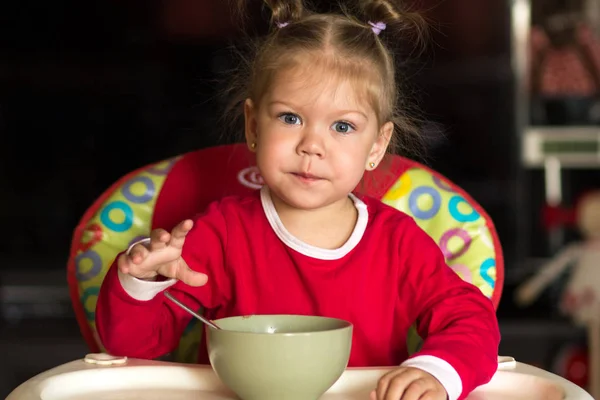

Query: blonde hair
[{"left": 222, "top": 0, "right": 428, "bottom": 157}]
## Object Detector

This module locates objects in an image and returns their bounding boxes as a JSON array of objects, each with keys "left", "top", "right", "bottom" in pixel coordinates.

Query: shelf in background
[{"left": 522, "top": 126, "right": 600, "bottom": 168}]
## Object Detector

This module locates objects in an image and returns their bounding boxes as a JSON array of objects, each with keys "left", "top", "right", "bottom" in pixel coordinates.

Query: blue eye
[
  {"left": 278, "top": 113, "right": 301, "bottom": 125},
  {"left": 332, "top": 121, "right": 354, "bottom": 134}
]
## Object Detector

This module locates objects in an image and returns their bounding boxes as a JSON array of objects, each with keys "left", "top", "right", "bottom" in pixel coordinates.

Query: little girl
[{"left": 95, "top": 1, "right": 500, "bottom": 399}]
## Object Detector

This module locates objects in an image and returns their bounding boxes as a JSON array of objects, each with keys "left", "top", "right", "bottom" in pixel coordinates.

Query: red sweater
[{"left": 96, "top": 188, "right": 500, "bottom": 400}]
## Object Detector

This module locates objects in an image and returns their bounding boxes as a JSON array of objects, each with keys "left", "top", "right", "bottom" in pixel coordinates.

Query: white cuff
[
  {"left": 117, "top": 269, "right": 177, "bottom": 301},
  {"left": 401, "top": 355, "right": 462, "bottom": 400}
]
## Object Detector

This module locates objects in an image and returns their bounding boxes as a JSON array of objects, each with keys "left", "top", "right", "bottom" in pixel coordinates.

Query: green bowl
[{"left": 206, "top": 314, "right": 353, "bottom": 400}]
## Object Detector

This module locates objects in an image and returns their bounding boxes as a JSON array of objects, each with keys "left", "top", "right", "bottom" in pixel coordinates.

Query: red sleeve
[
  {"left": 398, "top": 219, "right": 500, "bottom": 399},
  {"left": 95, "top": 201, "right": 230, "bottom": 359}
]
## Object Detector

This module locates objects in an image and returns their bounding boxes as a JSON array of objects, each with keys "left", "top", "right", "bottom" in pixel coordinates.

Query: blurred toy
[
  {"left": 516, "top": 190, "right": 600, "bottom": 398},
  {"left": 552, "top": 343, "right": 589, "bottom": 389}
]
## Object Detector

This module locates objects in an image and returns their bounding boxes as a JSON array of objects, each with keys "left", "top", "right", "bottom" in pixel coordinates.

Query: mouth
[{"left": 291, "top": 172, "right": 323, "bottom": 182}]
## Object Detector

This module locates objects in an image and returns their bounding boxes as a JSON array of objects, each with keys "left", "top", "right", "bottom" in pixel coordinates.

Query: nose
[{"left": 296, "top": 127, "right": 325, "bottom": 158}]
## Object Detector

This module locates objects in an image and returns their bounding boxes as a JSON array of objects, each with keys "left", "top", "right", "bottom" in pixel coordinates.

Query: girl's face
[{"left": 244, "top": 63, "right": 393, "bottom": 212}]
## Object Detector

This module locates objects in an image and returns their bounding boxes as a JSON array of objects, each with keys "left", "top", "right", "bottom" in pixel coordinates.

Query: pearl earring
[
  {"left": 251, "top": 142, "right": 256, "bottom": 149},
  {"left": 369, "top": 162, "right": 376, "bottom": 169}
]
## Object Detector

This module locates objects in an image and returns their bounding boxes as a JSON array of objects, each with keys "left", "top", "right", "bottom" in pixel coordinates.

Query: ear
[
  {"left": 366, "top": 121, "right": 393, "bottom": 169},
  {"left": 244, "top": 98, "right": 258, "bottom": 152}
]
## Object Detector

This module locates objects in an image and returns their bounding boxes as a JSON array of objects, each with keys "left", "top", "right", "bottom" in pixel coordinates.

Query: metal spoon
[{"left": 164, "top": 291, "right": 221, "bottom": 330}]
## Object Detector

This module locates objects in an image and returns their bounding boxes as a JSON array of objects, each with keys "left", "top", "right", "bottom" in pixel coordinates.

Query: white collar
[{"left": 260, "top": 186, "right": 368, "bottom": 260}]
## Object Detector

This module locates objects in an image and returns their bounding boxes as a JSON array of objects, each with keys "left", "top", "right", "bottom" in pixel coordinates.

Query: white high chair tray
[{"left": 6, "top": 355, "right": 593, "bottom": 400}]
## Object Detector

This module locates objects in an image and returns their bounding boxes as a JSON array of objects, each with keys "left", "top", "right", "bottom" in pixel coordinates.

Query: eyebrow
[{"left": 267, "top": 101, "right": 369, "bottom": 120}]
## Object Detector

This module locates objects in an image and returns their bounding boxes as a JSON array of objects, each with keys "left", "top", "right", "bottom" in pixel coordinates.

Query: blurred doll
[{"left": 516, "top": 190, "right": 600, "bottom": 398}]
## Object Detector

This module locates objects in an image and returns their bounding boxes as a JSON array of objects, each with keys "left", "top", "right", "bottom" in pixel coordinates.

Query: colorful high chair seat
[{"left": 68, "top": 143, "right": 504, "bottom": 363}]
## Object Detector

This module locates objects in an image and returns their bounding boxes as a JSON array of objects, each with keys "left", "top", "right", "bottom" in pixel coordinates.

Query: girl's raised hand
[{"left": 118, "top": 219, "right": 208, "bottom": 287}]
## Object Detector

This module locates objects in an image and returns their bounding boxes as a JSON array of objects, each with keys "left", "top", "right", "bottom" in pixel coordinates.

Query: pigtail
[
  {"left": 262, "top": 0, "right": 305, "bottom": 28},
  {"left": 357, "top": 0, "right": 428, "bottom": 50},
  {"left": 232, "top": 0, "right": 305, "bottom": 29},
  {"left": 352, "top": 0, "right": 430, "bottom": 161}
]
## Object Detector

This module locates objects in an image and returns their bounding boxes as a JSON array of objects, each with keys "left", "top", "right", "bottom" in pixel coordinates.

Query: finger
[
  {"left": 376, "top": 371, "right": 394, "bottom": 400},
  {"left": 176, "top": 264, "right": 208, "bottom": 287},
  {"left": 118, "top": 252, "right": 156, "bottom": 279},
  {"left": 128, "top": 243, "right": 150, "bottom": 265},
  {"left": 381, "top": 369, "right": 419, "bottom": 400},
  {"left": 117, "top": 252, "right": 133, "bottom": 274},
  {"left": 383, "top": 376, "right": 412, "bottom": 400},
  {"left": 149, "top": 229, "right": 170, "bottom": 251},
  {"left": 395, "top": 378, "right": 428, "bottom": 400},
  {"left": 168, "top": 219, "right": 194, "bottom": 249},
  {"left": 418, "top": 391, "right": 437, "bottom": 400},
  {"left": 376, "top": 369, "right": 407, "bottom": 400},
  {"left": 375, "top": 374, "right": 389, "bottom": 400},
  {"left": 370, "top": 390, "right": 377, "bottom": 400}
]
